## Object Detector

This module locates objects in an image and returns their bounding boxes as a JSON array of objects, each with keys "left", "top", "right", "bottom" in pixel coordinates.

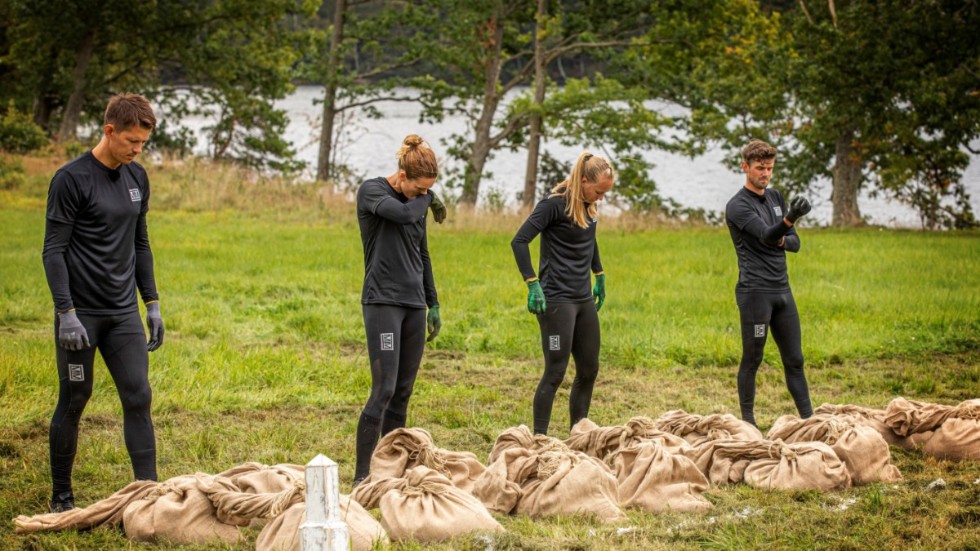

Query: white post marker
[{"left": 301, "top": 454, "right": 350, "bottom": 551}]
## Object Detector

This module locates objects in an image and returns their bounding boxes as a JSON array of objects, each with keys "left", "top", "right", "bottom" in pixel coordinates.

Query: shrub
[{"left": 0, "top": 102, "right": 48, "bottom": 153}]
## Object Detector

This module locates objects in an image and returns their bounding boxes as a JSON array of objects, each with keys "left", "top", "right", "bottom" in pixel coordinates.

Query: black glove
[
  {"left": 146, "top": 302, "right": 165, "bottom": 352},
  {"left": 786, "top": 196, "right": 811, "bottom": 223},
  {"left": 58, "top": 310, "right": 90, "bottom": 351},
  {"left": 429, "top": 190, "right": 447, "bottom": 224}
]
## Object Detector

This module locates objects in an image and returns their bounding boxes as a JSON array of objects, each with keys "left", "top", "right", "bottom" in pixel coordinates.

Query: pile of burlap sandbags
[
  {"left": 814, "top": 403, "right": 911, "bottom": 447},
  {"left": 565, "top": 417, "right": 712, "bottom": 513},
  {"left": 350, "top": 428, "right": 503, "bottom": 543},
  {"left": 883, "top": 397, "right": 980, "bottom": 460},
  {"left": 14, "top": 462, "right": 388, "bottom": 550},
  {"left": 471, "top": 425, "right": 626, "bottom": 522},
  {"left": 767, "top": 415, "right": 902, "bottom": 485},
  {"left": 652, "top": 410, "right": 851, "bottom": 491}
]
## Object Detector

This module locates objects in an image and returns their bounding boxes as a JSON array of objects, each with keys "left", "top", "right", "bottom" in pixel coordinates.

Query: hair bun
[{"left": 403, "top": 134, "right": 424, "bottom": 148}]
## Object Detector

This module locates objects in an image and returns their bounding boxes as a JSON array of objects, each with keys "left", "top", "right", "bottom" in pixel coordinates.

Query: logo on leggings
[
  {"left": 380, "top": 333, "right": 394, "bottom": 351},
  {"left": 68, "top": 363, "right": 84, "bottom": 382},
  {"left": 754, "top": 324, "right": 767, "bottom": 338},
  {"left": 549, "top": 335, "right": 560, "bottom": 351}
]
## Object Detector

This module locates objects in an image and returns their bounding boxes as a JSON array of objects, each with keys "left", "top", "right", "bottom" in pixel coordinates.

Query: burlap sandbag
[
  {"left": 565, "top": 417, "right": 692, "bottom": 460},
  {"left": 255, "top": 496, "right": 389, "bottom": 551},
  {"left": 655, "top": 410, "right": 764, "bottom": 446},
  {"left": 883, "top": 398, "right": 980, "bottom": 460},
  {"left": 122, "top": 474, "right": 242, "bottom": 545},
  {"left": 197, "top": 472, "right": 306, "bottom": 527},
  {"left": 473, "top": 442, "right": 625, "bottom": 523},
  {"left": 768, "top": 414, "right": 902, "bottom": 485},
  {"left": 374, "top": 466, "right": 503, "bottom": 542},
  {"left": 488, "top": 425, "right": 573, "bottom": 464},
  {"left": 610, "top": 441, "right": 712, "bottom": 513},
  {"left": 688, "top": 439, "right": 851, "bottom": 491},
  {"left": 14, "top": 480, "right": 159, "bottom": 534},
  {"left": 814, "top": 403, "right": 910, "bottom": 448},
  {"left": 364, "top": 427, "right": 486, "bottom": 492}
]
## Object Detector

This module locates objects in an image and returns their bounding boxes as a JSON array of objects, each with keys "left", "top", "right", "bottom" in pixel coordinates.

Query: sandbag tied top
[
  {"left": 565, "top": 417, "right": 693, "bottom": 461},
  {"left": 365, "top": 427, "right": 487, "bottom": 492},
  {"left": 122, "top": 474, "right": 244, "bottom": 545},
  {"left": 13, "top": 480, "right": 159, "bottom": 534},
  {"left": 255, "top": 496, "right": 389, "bottom": 551},
  {"left": 654, "top": 410, "right": 765, "bottom": 446},
  {"left": 687, "top": 439, "right": 852, "bottom": 491},
  {"left": 883, "top": 398, "right": 980, "bottom": 460},
  {"left": 473, "top": 443, "right": 626, "bottom": 523},
  {"left": 488, "top": 425, "right": 571, "bottom": 464},
  {"left": 768, "top": 414, "right": 902, "bottom": 485},
  {"left": 372, "top": 466, "right": 504, "bottom": 543},
  {"left": 814, "top": 402, "right": 910, "bottom": 448},
  {"left": 196, "top": 471, "right": 307, "bottom": 527},
  {"left": 883, "top": 397, "right": 980, "bottom": 436}
]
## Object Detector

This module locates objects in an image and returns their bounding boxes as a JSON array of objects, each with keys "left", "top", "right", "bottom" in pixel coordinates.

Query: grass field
[{"left": 1, "top": 153, "right": 979, "bottom": 550}]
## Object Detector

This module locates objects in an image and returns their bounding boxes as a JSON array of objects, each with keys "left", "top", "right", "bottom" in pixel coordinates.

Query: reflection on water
[{"left": 175, "top": 86, "right": 980, "bottom": 228}]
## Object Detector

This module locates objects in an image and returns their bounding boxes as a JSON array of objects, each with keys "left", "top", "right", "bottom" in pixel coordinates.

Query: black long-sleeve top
[
  {"left": 511, "top": 196, "right": 602, "bottom": 303},
  {"left": 725, "top": 186, "right": 800, "bottom": 293},
  {"left": 356, "top": 176, "right": 437, "bottom": 308},
  {"left": 42, "top": 152, "right": 158, "bottom": 315}
]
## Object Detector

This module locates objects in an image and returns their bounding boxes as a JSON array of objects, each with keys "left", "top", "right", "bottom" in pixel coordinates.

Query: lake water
[{"left": 180, "top": 85, "right": 980, "bottom": 228}]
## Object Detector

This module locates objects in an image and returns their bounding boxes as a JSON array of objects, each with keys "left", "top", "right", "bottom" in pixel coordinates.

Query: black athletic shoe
[{"left": 49, "top": 491, "right": 75, "bottom": 513}]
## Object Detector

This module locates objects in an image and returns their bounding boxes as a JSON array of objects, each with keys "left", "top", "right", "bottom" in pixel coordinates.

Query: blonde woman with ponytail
[
  {"left": 352, "top": 134, "right": 446, "bottom": 485},
  {"left": 511, "top": 151, "right": 614, "bottom": 436}
]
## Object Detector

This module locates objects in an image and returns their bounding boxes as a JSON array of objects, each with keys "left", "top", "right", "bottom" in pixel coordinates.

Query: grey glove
[
  {"left": 146, "top": 302, "right": 165, "bottom": 352},
  {"left": 58, "top": 310, "right": 90, "bottom": 351},
  {"left": 786, "top": 196, "right": 812, "bottom": 223},
  {"left": 429, "top": 190, "right": 447, "bottom": 224}
]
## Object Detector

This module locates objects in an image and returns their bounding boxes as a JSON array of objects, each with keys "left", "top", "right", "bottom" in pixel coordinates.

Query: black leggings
[
  {"left": 533, "top": 300, "right": 601, "bottom": 435},
  {"left": 736, "top": 290, "right": 812, "bottom": 426},
  {"left": 51, "top": 311, "right": 156, "bottom": 499},
  {"left": 354, "top": 304, "right": 426, "bottom": 480}
]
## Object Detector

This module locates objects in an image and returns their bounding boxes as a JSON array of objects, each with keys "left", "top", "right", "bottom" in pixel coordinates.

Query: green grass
[{"left": 1, "top": 155, "right": 978, "bottom": 549}]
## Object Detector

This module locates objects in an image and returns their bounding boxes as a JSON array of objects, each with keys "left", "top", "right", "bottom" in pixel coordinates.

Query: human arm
[
  {"left": 420, "top": 224, "right": 440, "bottom": 340},
  {"left": 359, "top": 181, "right": 433, "bottom": 224},
  {"left": 726, "top": 199, "right": 794, "bottom": 247},
  {"left": 592, "top": 240, "right": 605, "bottom": 311}
]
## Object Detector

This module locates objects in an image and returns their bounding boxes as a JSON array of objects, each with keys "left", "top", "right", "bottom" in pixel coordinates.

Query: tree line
[{"left": 1, "top": 0, "right": 978, "bottom": 228}]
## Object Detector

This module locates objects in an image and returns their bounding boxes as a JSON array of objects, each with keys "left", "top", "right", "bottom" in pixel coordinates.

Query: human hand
[
  {"left": 58, "top": 310, "right": 90, "bottom": 351},
  {"left": 146, "top": 302, "right": 165, "bottom": 351},
  {"left": 593, "top": 273, "right": 606, "bottom": 312},
  {"left": 426, "top": 306, "right": 441, "bottom": 342},
  {"left": 786, "top": 196, "right": 812, "bottom": 223},
  {"left": 429, "top": 190, "right": 447, "bottom": 224},
  {"left": 526, "top": 280, "right": 546, "bottom": 315}
]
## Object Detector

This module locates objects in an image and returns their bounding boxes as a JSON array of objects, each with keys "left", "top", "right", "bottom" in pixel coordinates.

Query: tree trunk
[
  {"left": 831, "top": 129, "right": 863, "bottom": 226},
  {"left": 316, "top": 0, "right": 347, "bottom": 182},
  {"left": 522, "top": 0, "right": 548, "bottom": 208},
  {"left": 57, "top": 29, "right": 95, "bottom": 142},
  {"left": 460, "top": 5, "right": 506, "bottom": 206}
]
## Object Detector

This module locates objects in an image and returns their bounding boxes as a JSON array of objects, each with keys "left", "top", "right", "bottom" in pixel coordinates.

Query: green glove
[
  {"left": 526, "top": 280, "right": 546, "bottom": 315},
  {"left": 429, "top": 190, "right": 447, "bottom": 224},
  {"left": 426, "top": 306, "right": 441, "bottom": 342},
  {"left": 593, "top": 273, "right": 605, "bottom": 312}
]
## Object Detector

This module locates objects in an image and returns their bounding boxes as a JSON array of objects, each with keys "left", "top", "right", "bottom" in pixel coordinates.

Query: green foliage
[
  {"left": 0, "top": 102, "right": 48, "bottom": 153},
  {"left": 0, "top": 156, "right": 27, "bottom": 190}
]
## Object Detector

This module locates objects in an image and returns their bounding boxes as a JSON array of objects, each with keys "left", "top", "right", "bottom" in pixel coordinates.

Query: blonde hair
[
  {"left": 550, "top": 151, "right": 613, "bottom": 228},
  {"left": 397, "top": 134, "right": 438, "bottom": 180}
]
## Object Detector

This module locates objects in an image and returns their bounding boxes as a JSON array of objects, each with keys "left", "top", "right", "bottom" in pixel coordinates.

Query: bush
[
  {"left": 0, "top": 102, "right": 48, "bottom": 153},
  {"left": 0, "top": 156, "right": 27, "bottom": 190}
]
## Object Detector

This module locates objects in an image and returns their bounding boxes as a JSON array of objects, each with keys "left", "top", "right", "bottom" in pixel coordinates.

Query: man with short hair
[
  {"left": 725, "top": 139, "right": 813, "bottom": 427},
  {"left": 42, "top": 93, "right": 164, "bottom": 512}
]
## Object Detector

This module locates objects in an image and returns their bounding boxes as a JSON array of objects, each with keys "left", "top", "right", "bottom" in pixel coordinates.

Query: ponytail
[
  {"left": 397, "top": 134, "right": 439, "bottom": 180},
  {"left": 550, "top": 151, "right": 612, "bottom": 228}
]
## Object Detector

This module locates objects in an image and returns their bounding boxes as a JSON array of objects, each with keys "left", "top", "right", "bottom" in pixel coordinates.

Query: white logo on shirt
[
  {"left": 129, "top": 188, "right": 141, "bottom": 202},
  {"left": 773, "top": 206, "right": 782, "bottom": 217},
  {"left": 380, "top": 333, "right": 394, "bottom": 351},
  {"left": 549, "top": 335, "right": 561, "bottom": 351},
  {"left": 69, "top": 363, "right": 85, "bottom": 382}
]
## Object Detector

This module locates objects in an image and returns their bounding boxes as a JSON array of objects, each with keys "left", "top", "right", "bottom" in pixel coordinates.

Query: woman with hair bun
[
  {"left": 511, "top": 151, "right": 614, "bottom": 436},
  {"left": 353, "top": 134, "right": 446, "bottom": 485}
]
